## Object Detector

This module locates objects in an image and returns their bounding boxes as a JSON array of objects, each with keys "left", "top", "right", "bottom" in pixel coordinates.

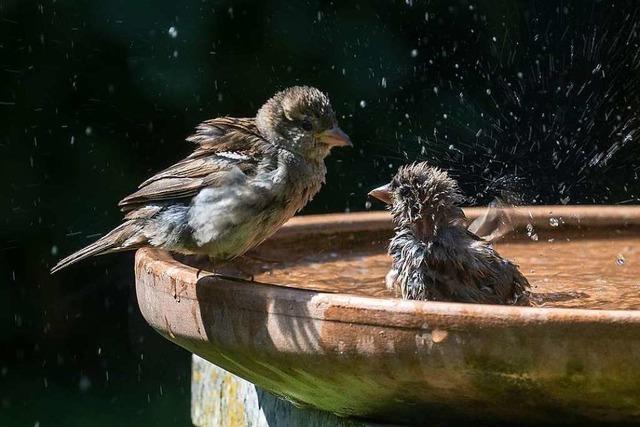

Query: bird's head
[
  {"left": 256, "top": 86, "right": 352, "bottom": 160},
  {"left": 369, "top": 162, "right": 465, "bottom": 230}
]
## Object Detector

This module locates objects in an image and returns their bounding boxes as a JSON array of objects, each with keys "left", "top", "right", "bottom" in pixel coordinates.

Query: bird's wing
[
  {"left": 464, "top": 228, "right": 488, "bottom": 242},
  {"left": 466, "top": 201, "right": 515, "bottom": 242},
  {"left": 454, "top": 236, "right": 531, "bottom": 304},
  {"left": 118, "top": 117, "right": 270, "bottom": 211},
  {"left": 139, "top": 117, "right": 262, "bottom": 186},
  {"left": 185, "top": 117, "right": 262, "bottom": 158}
]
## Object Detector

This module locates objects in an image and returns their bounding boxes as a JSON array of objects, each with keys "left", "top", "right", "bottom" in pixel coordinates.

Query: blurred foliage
[{"left": 1, "top": 0, "right": 639, "bottom": 425}]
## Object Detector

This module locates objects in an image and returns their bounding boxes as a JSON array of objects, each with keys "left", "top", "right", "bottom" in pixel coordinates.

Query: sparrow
[
  {"left": 368, "top": 162, "right": 529, "bottom": 305},
  {"left": 51, "top": 86, "right": 351, "bottom": 273}
]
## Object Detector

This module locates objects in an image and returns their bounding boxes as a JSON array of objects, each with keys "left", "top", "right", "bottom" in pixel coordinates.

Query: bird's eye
[
  {"left": 398, "top": 186, "right": 411, "bottom": 199},
  {"left": 301, "top": 118, "right": 313, "bottom": 131}
]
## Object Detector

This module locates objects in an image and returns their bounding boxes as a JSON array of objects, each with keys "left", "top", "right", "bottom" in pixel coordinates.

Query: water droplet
[
  {"left": 410, "top": 49, "right": 418, "bottom": 57},
  {"left": 549, "top": 217, "right": 559, "bottom": 227},
  {"left": 168, "top": 26, "right": 178, "bottom": 38},
  {"left": 433, "top": 86, "right": 439, "bottom": 95},
  {"left": 79, "top": 375, "right": 91, "bottom": 392},
  {"left": 381, "top": 77, "right": 387, "bottom": 88},
  {"left": 485, "top": 88, "right": 492, "bottom": 95},
  {"left": 85, "top": 126, "right": 92, "bottom": 136},
  {"left": 365, "top": 200, "right": 372, "bottom": 209},
  {"left": 359, "top": 100, "right": 367, "bottom": 108},
  {"left": 50, "top": 245, "right": 58, "bottom": 256}
]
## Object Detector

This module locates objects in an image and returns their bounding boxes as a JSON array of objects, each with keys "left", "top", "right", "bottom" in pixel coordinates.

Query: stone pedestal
[{"left": 191, "top": 355, "right": 380, "bottom": 427}]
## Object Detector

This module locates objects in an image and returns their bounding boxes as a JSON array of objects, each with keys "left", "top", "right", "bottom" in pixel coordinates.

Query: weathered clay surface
[
  {"left": 192, "top": 355, "right": 375, "bottom": 427},
  {"left": 135, "top": 207, "right": 640, "bottom": 425}
]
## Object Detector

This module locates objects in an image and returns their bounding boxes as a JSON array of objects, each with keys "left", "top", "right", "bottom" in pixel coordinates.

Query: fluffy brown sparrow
[
  {"left": 52, "top": 86, "right": 351, "bottom": 273},
  {"left": 369, "top": 162, "right": 529, "bottom": 305}
]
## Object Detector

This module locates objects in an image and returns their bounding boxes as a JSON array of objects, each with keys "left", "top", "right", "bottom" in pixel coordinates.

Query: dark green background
[{"left": 2, "top": 0, "right": 639, "bottom": 426}]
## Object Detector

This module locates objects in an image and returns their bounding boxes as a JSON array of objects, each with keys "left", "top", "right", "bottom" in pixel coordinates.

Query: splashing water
[{"left": 414, "top": 5, "right": 640, "bottom": 204}]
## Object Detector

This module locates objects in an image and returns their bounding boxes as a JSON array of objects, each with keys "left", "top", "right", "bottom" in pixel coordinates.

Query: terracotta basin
[{"left": 135, "top": 206, "right": 640, "bottom": 425}]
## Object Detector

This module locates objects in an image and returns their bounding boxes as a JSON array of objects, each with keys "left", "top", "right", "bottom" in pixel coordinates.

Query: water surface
[{"left": 219, "top": 231, "right": 640, "bottom": 310}]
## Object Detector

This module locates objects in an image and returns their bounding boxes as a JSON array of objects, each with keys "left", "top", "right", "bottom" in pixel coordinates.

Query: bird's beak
[
  {"left": 368, "top": 183, "right": 393, "bottom": 204},
  {"left": 317, "top": 126, "right": 352, "bottom": 147}
]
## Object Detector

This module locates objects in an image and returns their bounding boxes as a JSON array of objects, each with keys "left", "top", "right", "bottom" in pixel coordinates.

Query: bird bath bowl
[{"left": 135, "top": 206, "right": 640, "bottom": 425}]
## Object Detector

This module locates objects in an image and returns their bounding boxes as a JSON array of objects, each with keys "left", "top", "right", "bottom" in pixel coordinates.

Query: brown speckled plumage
[
  {"left": 370, "top": 162, "right": 530, "bottom": 305},
  {"left": 52, "top": 86, "right": 351, "bottom": 273}
]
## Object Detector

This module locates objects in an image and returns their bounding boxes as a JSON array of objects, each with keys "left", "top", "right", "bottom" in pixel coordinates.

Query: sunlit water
[{"left": 216, "top": 233, "right": 640, "bottom": 310}]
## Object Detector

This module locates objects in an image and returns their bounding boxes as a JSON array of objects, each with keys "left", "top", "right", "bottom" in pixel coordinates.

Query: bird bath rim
[
  {"left": 135, "top": 205, "right": 640, "bottom": 424},
  {"left": 138, "top": 205, "right": 640, "bottom": 322}
]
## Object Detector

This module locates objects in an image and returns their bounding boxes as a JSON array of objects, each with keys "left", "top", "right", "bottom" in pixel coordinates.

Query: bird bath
[{"left": 135, "top": 206, "right": 640, "bottom": 425}]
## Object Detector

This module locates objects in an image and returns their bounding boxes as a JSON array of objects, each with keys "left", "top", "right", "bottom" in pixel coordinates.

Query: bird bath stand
[{"left": 135, "top": 207, "right": 640, "bottom": 426}]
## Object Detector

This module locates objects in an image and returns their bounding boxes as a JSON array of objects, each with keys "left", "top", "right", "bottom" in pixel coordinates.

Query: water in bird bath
[{"left": 201, "top": 228, "right": 640, "bottom": 311}]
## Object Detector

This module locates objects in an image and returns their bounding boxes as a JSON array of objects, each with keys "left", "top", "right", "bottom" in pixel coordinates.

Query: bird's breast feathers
[{"left": 183, "top": 151, "right": 325, "bottom": 260}]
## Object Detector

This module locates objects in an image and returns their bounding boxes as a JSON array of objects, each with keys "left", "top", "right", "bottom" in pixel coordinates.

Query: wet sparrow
[
  {"left": 369, "top": 162, "right": 529, "bottom": 305},
  {"left": 52, "top": 86, "right": 351, "bottom": 273}
]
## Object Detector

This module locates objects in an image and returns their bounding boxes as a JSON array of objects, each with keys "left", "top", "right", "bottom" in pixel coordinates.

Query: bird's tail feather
[{"left": 50, "top": 221, "right": 145, "bottom": 273}]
